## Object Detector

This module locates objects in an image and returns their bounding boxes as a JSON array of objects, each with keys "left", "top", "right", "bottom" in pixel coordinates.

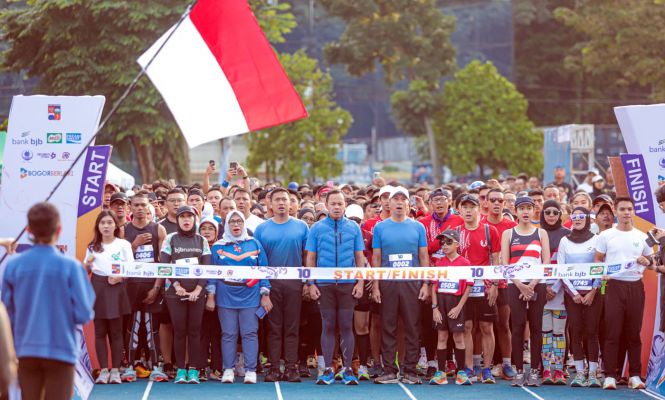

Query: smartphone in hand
[{"left": 255, "top": 306, "right": 267, "bottom": 319}]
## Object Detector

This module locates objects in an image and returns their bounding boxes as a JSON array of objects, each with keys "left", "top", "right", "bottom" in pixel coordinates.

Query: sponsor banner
[
  {"left": 615, "top": 104, "right": 665, "bottom": 389},
  {"left": 100, "top": 261, "right": 641, "bottom": 282}
]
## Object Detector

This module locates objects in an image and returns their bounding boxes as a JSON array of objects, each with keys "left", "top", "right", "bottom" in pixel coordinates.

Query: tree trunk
[
  {"left": 424, "top": 116, "right": 442, "bottom": 186},
  {"left": 132, "top": 136, "right": 155, "bottom": 184}
]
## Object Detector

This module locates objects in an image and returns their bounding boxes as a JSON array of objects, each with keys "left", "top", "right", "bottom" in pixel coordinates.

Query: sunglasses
[
  {"left": 544, "top": 210, "right": 561, "bottom": 216},
  {"left": 440, "top": 238, "right": 456, "bottom": 246},
  {"left": 488, "top": 198, "right": 504, "bottom": 204},
  {"left": 570, "top": 214, "right": 587, "bottom": 221},
  {"left": 479, "top": 195, "right": 487, "bottom": 200}
]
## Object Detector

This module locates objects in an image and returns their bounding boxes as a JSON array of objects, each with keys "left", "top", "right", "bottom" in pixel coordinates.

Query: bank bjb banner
[
  {"left": 615, "top": 104, "right": 665, "bottom": 396},
  {"left": 0, "top": 95, "right": 109, "bottom": 400}
]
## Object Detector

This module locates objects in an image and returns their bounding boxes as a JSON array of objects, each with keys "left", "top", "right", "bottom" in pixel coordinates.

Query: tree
[
  {"left": 320, "top": 0, "right": 456, "bottom": 185},
  {"left": 0, "top": 0, "right": 193, "bottom": 183},
  {"left": 554, "top": 0, "right": 664, "bottom": 101},
  {"left": 245, "top": 50, "right": 352, "bottom": 182},
  {"left": 435, "top": 60, "right": 542, "bottom": 178}
]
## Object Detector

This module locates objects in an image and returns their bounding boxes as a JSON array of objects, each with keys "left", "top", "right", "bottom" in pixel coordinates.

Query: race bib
[
  {"left": 388, "top": 254, "right": 413, "bottom": 268},
  {"left": 469, "top": 280, "right": 485, "bottom": 298},
  {"left": 571, "top": 279, "right": 593, "bottom": 291},
  {"left": 437, "top": 280, "right": 460, "bottom": 294},
  {"left": 175, "top": 257, "right": 199, "bottom": 265},
  {"left": 135, "top": 244, "right": 155, "bottom": 262}
]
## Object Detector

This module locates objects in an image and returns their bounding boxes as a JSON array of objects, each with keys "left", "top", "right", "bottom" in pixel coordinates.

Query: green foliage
[
  {"left": 245, "top": 50, "right": 352, "bottom": 182},
  {"left": 555, "top": 0, "right": 665, "bottom": 101},
  {"left": 435, "top": 60, "right": 542, "bottom": 178},
  {"left": 391, "top": 79, "right": 441, "bottom": 137},
  {"left": 0, "top": 0, "right": 189, "bottom": 183},
  {"left": 250, "top": 0, "right": 298, "bottom": 43}
]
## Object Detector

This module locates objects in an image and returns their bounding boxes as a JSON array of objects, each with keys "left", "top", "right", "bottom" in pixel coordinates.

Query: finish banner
[{"left": 100, "top": 260, "right": 645, "bottom": 282}]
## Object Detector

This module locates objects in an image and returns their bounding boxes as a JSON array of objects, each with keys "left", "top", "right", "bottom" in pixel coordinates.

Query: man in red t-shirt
[
  {"left": 480, "top": 188, "right": 518, "bottom": 379},
  {"left": 456, "top": 194, "right": 501, "bottom": 383},
  {"left": 362, "top": 185, "right": 394, "bottom": 233}
]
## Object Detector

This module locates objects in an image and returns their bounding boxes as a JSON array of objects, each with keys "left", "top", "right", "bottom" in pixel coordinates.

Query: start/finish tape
[{"left": 101, "top": 260, "right": 644, "bottom": 281}]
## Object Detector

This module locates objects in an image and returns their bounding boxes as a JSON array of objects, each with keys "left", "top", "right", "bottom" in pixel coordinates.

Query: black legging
[
  {"left": 320, "top": 307, "right": 354, "bottom": 368},
  {"left": 564, "top": 292, "right": 601, "bottom": 363},
  {"left": 166, "top": 295, "right": 205, "bottom": 369},
  {"left": 94, "top": 317, "right": 124, "bottom": 369},
  {"left": 508, "top": 283, "right": 547, "bottom": 371}
]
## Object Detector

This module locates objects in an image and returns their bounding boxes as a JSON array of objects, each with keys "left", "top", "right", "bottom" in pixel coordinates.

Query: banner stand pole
[{"left": 0, "top": 0, "right": 198, "bottom": 264}]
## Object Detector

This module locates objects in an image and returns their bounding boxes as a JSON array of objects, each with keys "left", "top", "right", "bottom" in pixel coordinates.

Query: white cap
[
  {"left": 345, "top": 204, "right": 364, "bottom": 220},
  {"left": 199, "top": 216, "right": 219, "bottom": 233},
  {"left": 378, "top": 185, "right": 394, "bottom": 198},
  {"left": 390, "top": 186, "right": 409, "bottom": 199},
  {"left": 592, "top": 175, "right": 604, "bottom": 183}
]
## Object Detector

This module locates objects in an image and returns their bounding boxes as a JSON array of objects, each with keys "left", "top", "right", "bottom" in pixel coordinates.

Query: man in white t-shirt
[{"left": 594, "top": 197, "right": 653, "bottom": 390}]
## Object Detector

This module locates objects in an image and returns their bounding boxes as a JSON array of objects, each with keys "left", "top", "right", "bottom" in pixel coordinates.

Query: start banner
[{"left": 100, "top": 260, "right": 645, "bottom": 282}]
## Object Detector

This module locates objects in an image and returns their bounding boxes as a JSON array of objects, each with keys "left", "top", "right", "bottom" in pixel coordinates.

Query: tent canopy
[{"left": 106, "top": 163, "right": 135, "bottom": 190}]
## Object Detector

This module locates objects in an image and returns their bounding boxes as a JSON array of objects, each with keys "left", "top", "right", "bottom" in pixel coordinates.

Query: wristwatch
[{"left": 431, "top": 304, "right": 438, "bottom": 309}]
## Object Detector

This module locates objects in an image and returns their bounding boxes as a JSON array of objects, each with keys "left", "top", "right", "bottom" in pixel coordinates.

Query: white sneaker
[
  {"left": 491, "top": 364, "right": 502, "bottom": 377},
  {"left": 109, "top": 368, "right": 122, "bottom": 384},
  {"left": 629, "top": 376, "right": 645, "bottom": 389},
  {"left": 244, "top": 371, "right": 257, "bottom": 384},
  {"left": 603, "top": 377, "right": 617, "bottom": 390},
  {"left": 222, "top": 368, "right": 235, "bottom": 384},
  {"left": 96, "top": 368, "right": 110, "bottom": 384},
  {"left": 417, "top": 353, "right": 428, "bottom": 371}
]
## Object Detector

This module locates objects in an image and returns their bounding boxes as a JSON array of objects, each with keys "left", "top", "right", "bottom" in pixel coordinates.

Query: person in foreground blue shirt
[
  {"left": 1, "top": 202, "right": 95, "bottom": 400},
  {"left": 207, "top": 210, "right": 272, "bottom": 384}
]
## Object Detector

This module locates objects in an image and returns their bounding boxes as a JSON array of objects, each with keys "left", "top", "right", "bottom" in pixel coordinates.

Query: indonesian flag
[{"left": 138, "top": 0, "right": 308, "bottom": 148}]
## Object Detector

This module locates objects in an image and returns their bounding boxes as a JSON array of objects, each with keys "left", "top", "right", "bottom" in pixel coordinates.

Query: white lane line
[
  {"left": 521, "top": 386, "right": 546, "bottom": 400},
  {"left": 398, "top": 382, "right": 418, "bottom": 400},
  {"left": 641, "top": 389, "right": 665, "bottom": 400},
  {"left": 141, "top": 381, "right": 153, "bottom": 400},
  {"left": 275, "top": 381, "right": 284, "bottom": 400}
]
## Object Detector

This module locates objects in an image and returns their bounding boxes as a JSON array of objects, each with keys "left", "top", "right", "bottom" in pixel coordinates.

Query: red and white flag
[{"left": 138, "top": 0, "right": 308, "bottom": 148}]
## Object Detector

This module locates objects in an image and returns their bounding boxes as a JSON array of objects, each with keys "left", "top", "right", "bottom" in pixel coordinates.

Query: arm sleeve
[{"left": 69, "top": 261, "right": 95, "bottom": 325}]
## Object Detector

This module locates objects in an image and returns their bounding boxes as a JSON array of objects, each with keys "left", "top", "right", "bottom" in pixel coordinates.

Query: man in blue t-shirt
[
  {"left": 371, "top": 187, "right": 430, "bottom": 385},
  {"left": 254, "top": 187, "right": 309, "bottom": 383},
  {"left": 305, "top": 189, "right": 365, "bottom": 385}
]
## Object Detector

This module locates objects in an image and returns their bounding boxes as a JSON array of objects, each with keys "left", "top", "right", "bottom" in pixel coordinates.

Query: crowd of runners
[{"left": 3, "top": 163, "right": 665, "bottom": 400}]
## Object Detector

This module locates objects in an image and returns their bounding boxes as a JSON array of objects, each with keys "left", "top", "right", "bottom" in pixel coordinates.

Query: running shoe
[
  {"left": 342, "top": 367, "right": 359, "bottom": 385},
  {"left": 401, "top": 372, "right": 422, "bottom": 385},
  {"left": 244, "top": 371, "right": 257, "bottom": 384},
  {"left": 417, "top": 354, "right": 428, "bottom": 374},
  {"left": 210, "top": 369, "right": 222, "bottom": 381},
  {"left": 335, "top": 368, "right": 344, "bottom": 381},
  {"left": 109, "top": 369, "right": 122, "bottom": 384},
  {"left": 446, "top": 360, "right": 457, "bottom": 376},
  {"left": 603, "top": 377, "right": 617, "bottom": 390},
  {"left": 553, "top": 369, "right": 566, "bottom": 385},
  {"left": 163, "top": 363, "right": 175, "bottom": 380},
  {"left": 456, "top": 370, "right": 472, "bottom": 386},
  {"left": 470, "top": 365, "right": 481, "bottom": 383},
  {"left": 135, "top": 364, "right": 150, "bottom": 379},
  {"left": 512, "top": 372, "right": 526, "bottom": 387},
  {"left": 629, "top": 376, "right": 645, "bottom": 389},
  {"left": 317, "top": 368, "right": 335, "bottom": 385},
  {"left": 187, "top": 369, "right": 200, "bottom": 384},
  {"left": 491, "top": 364, "right": 502, "bottom": 378},
  {"left": 221, "top": 369, "right": 235, "bottom": 384},
  {"left": 542, "top": 369, "right": 553, "bottom": 385},
  {"left": 571, "top": 371, "right": 587, "bottom": 387},
  {"left": 121, "top": 366, "right": 136, "bottom": 383},
  {"left": 358, "top": 365, "right": 370, "bottom": 381},
  {"left": 287, "top": 367, "right": 301, "bottom": 383},
  {"left": 198, "top": 368, "right": 208, "bottom": 382},
  {"left": 374, "top": 372, "right": 399, "bottom": 384},
  {"left": 425, "top": 366, "right": 437, "bottom": 380},
  {"left": 429, "top": 370, "right": 448, "bottom": 385},
  {"left": 174, "top": 369, "right": 187, "bottom": 384},
  {"left": 149, "top": 366, "right": 168, "bottom": 382},
  {"left": 502, "top": 364, "right": 517, "bottom": 380},
  {"left": 263, "top": 368, "right": 281, "bottom": 383},
  {"left": 96, "top": 369, "right": 110, "bottom": 384},
  {"left": 368, "top": 364, "right": 384, "bottom": 378},
  {"left": 527, "top": 369, "right": 540, "bottom": 387},
  {"left": 481, "top": 367, "right": 495, "bottom": 384},
  {"left": 587, "top": 371, "right": 601, "bottom": 388}
]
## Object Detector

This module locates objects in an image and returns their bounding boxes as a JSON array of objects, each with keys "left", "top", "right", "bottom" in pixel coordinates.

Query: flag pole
[{"left": 0, "top": 0, "right": 199, "bottom": 264}]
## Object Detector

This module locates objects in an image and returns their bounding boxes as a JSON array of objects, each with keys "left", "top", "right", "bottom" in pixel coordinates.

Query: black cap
[
  {"left": 110, "top": 192, "right": 128, "bottom": 204},
  {"left": 429, "top": 188, "right": 452, "bottom": 201},
  {"left": 436, "top": 229, "right": 460, "bottom": 242},
  {"left": 592, "top": 194, "right": 613, "bottom": 205},
  {"left": 188, "top": 188, "right": 205, "bottom": 199},
  {"left": 176, "top": 205, "right": 196, "bottom": 218},
  {"left": 597, "top": 203, "right": 615, "bottom": 216},
  {"left": 515, "top": 196, "right": 535, "bottom": 208},
  {"left": 459, "top": 194, "right": 480, "bottom": 206}
]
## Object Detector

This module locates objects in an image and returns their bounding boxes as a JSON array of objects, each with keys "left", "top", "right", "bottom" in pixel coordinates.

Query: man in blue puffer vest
[{"left": 305, "top": 189, "right": 365, "bottom": 386}]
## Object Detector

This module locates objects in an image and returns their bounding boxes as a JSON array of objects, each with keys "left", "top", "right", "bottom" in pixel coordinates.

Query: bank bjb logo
[
  {"left": 158, "top": 266, "right": 172, "bottom": 277},
  {"left": 21, "top": 150, "right": 33, "bottom": 161},
  {"left": 66, "top": 133, "right": 81, "bottom": 144},
  {"left": 48, "top": 104, "right": 61, "bottom": 120},
  {"left": 46, "top": 133, "right": 62, "bottom": 144}
]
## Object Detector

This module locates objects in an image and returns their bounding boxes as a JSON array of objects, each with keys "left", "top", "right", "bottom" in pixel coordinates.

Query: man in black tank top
[
  {"left": 121, "top": 192, "right": 167, "bottom": 382},
  {"left": 160, "top": 188, "right": 186, "bottom": 235}
]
